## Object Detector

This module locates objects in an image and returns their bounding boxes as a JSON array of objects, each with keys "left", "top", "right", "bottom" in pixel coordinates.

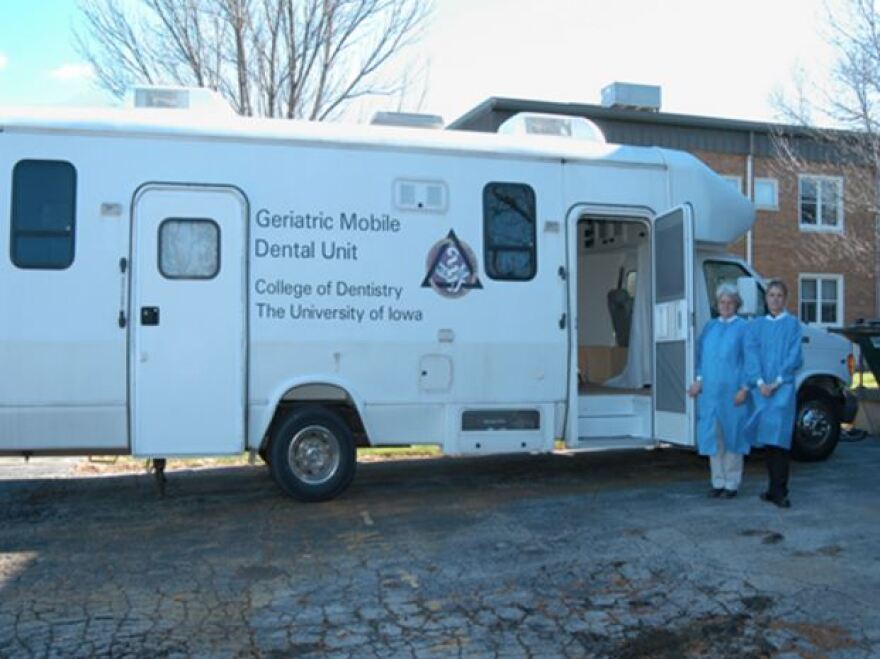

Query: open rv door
[{"left": 652, "top": 205, "right": 695, "bottom": 446}]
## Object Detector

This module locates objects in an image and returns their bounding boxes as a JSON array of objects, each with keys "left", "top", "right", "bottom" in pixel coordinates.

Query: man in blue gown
[{"left": 745, "top": 280, "right": 803, "bottom": 508}]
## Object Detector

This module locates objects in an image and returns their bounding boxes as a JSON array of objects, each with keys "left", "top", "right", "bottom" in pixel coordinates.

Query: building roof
[{"left": 449, "top": 97, "right": 863, "bottom": 163}]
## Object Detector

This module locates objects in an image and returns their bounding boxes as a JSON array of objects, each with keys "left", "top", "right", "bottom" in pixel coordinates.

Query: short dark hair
[{"left": 766, "top": 279, "right": 788, "bottom": 299}]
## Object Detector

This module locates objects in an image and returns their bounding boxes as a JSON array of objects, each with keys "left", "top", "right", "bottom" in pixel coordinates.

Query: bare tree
[
  {"left": 771, "top": 0, "right": 880, "bottom": 316},
  {"left": 75, "top": 0, "right": 432, "bottom": 120}
]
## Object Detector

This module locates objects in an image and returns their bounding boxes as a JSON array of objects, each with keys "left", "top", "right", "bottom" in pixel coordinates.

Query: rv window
[
  {"left": 483, "top": 182, "right": 536, "bottom": 281},
  {"left": 10, "top": 160, "right": 76, "bottom": 269},
  {"left": 159, "top": 219, "right": 220, "bottom": 280},
  {"left": 703, "top": 260, "right": 766, "bottom": 317}
]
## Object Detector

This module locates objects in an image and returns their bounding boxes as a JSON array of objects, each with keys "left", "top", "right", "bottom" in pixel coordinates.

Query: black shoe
[
  {"left": 708, "top": 488, "right": 724, "bottom": 498},
  {"left": 760, "top": 492, "right": 791, "bottom": 508},
  {"left": 720, "top": 489, "right": 738, "bottom": 499}
]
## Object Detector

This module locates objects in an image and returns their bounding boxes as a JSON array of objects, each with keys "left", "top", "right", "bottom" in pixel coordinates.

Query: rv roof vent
[
  {"left": 601, "top": 82, "right": 661, "bottom": 112},
  {"left": 498, "top": 113, "right": 606, "bottom": 143},
  {"left": 127, "top": 86, "right": 235, "bottom": 115},
  {"left": 371, "top": 111, "right": 444, "bottom": 129}
]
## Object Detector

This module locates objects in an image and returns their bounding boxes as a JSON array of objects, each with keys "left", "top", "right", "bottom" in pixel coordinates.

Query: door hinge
[
  {"left": 558, "top": 265, "right": 567, "bottom": 281},
  {"left": 118, "top": 311, "right": 127, "bottom": 329},
  {"left": 559, "top": 313, "right": 567, "bottom": 330}
]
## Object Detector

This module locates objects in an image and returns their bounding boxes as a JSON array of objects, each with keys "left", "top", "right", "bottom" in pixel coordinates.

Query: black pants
[{"left": 765, "top": 446, "right": 790, "bottom": 499}]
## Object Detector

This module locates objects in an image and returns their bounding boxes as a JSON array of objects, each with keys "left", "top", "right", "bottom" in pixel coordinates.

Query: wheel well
[
  {"left": 798, "top": 376, "right": 843, "bottom": 405},
  {"left": 262, "top": 385, "right": 369, "bottom": 452}
]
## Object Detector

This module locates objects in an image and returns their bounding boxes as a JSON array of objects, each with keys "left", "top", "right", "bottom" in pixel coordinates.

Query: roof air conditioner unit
[
  {"left": 127, "top": 86, "right": 235, "bottom": 116},
  {"left": 601, "top": 82, "right": 661, "bottom": 112},
  {"left": 497, "top": 113, "right": 606, "bottom": 143}
]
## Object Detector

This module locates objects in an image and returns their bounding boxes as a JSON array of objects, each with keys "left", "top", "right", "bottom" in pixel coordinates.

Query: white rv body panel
[{"left": 0, "top": 132, "right": 128, "bottom": 451}]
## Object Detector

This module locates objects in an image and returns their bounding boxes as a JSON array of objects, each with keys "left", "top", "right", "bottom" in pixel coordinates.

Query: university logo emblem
[{"left": 421, "top": 230, "right": 483, "bottom": 298}]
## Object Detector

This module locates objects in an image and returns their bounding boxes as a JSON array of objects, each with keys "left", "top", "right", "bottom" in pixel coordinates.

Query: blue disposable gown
[
  {"left": 745, "top": 313, "right": 803, "bottom": 449},
  {"left": 695, "top": 316, "right": 751, "bottom": 456}
]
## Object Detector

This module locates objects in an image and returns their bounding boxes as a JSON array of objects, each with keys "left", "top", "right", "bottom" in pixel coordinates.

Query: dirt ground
[{"left": 1, "top": 439, "right": 879, "bottom": 657}]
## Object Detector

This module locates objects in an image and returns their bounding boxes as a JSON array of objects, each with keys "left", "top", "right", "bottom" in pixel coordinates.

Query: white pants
[{"left": 709, "top": 424, "right": 744, "bottom": 491}]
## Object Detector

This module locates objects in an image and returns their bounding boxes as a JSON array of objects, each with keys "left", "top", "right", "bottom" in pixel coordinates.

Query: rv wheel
[
  {"left": 791, "top": 396, "right": 840, "bottom": 462},
  {"left": 269, "top": 405, "right": 356, "bottom": 502}
]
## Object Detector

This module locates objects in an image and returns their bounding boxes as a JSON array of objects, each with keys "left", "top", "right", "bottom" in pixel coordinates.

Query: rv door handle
[{"left": 141, "top": 307, "right": 160, "bottom": 326}]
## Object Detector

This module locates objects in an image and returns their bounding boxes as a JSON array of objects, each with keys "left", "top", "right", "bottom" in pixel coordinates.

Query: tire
[
  {"left": 268, "top": 405, "right": 356, "bottom": 502},
  {"left": 791, "top": 396, "right": 840, "bottom": 462}
]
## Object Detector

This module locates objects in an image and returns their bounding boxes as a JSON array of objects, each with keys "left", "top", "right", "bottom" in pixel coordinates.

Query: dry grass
[
  {"left": 73, "top": 445, "right": 442, "bottom": 474},
  {"left": 853, "top": 370, "right": 877, "bottom": 388}
]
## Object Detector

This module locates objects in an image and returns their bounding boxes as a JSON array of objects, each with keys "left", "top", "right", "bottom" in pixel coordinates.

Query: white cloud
[
  {"left": 0, "top": 53, "right": 8, "bottom": 70},
  {"left": 50, "top": 63, "right": 94, "bottom": 81}
]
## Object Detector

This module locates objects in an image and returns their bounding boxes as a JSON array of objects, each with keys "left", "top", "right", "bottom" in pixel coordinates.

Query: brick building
[{"left": 449, "top": 92, "right": 877, "bottom": 327}]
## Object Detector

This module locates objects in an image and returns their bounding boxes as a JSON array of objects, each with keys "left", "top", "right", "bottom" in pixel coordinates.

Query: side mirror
[{"left": 737, "top": 277, "right": 760, "bottom": 316}]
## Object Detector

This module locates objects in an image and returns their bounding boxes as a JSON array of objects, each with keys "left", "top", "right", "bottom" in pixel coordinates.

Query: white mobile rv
[{"left": 0, "top": 89, "right": 856, "bottom": 500}]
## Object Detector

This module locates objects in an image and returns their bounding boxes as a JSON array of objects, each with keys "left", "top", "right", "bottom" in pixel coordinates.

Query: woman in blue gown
[
  {"left": 745, "top": 279, "right": 803, "bottom": 508},
  {"left": 688, "top": 285, "right": 751, "bottom": 498}
]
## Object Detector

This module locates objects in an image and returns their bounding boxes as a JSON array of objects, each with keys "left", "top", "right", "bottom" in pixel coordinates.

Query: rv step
[
  {"left": 577, "top": 414, "right": 650, "bottom": 438},
  {"left": 579, "top": 398, "right": 635, "bottom": 416},
  {"left": 572, "top": 436, "right": 657, "bottom": 451},
  {"left": 577, "top": 393, "right": 650, "bottom": 417}
]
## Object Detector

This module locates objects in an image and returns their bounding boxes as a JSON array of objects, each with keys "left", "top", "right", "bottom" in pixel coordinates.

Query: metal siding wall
[{"left": 454, "top": 106, "right": 866, "bottom": 165}]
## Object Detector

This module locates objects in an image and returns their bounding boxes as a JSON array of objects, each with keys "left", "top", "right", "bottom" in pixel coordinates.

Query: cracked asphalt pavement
[{"left": 1, "top": 439, "right": 880, "bottom": 658}]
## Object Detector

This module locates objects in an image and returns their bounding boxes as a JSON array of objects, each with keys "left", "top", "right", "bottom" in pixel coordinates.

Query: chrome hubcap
[
  {"left": 798, "top": 407, "right": 831, "bottom": 446},
  {"left": 287, "top": 425, "right": 340, "bottom": 485}
]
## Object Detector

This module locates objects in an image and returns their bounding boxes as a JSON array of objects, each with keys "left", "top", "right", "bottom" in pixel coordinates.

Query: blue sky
[
  {"left": 0, "top": 0, "right": 112, "bottom": 107},
  {"left": 0, "top": 0, "right": 836, "bottom": 124}
]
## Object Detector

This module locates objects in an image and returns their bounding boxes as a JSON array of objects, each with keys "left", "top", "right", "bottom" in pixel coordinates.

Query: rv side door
[
  {"left": 652, "top": 205, "right": 695, "bottom": 446},
  {"left": 130, "top": 185, "right": 247, "bottom": 457}
]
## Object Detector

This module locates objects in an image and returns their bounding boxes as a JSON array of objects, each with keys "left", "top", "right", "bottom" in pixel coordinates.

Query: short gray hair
[{"left": 715, "top": 283, "right": 742, "bottom": 310}]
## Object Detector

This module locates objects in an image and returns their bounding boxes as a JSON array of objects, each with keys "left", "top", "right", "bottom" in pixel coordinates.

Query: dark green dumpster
[
  {"left": 830, "top": 320, "right": 880, "bottom": 434},
  {"left": 829, "top": 320, "right": 880, "bottom": 384}
]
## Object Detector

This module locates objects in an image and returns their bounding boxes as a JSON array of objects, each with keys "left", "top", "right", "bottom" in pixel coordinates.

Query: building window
[
  {"left": 799, "top": 175, "right": 843, "bottom": 231},
  {"left": 754, "top": 178, "right": 778, "bottom": 210},
  {"left": 722, "top": 175, "right": 743, "bottom": 193},
  {"left": 159, "top": 219, "right": 220, "bottom": 279},
  {"left": 483, "top": 182, "right": 536, "bottom": 280},
  {"left": 10, "top": 159, "right": 77, "bottom": 269},
  {"left": 799, "top": 274, "right": 843, "bottom": 326}
]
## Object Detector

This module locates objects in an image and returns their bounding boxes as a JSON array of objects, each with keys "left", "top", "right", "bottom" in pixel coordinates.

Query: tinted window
[
  {"left": 483, "top": 182, "right": 536, "bottom": 280},
  {"left": 655, "top": 209, "right": 684, "bottom": 302},
  {"left": 11, "top": 160, "right": 77, "bottom": 269}
]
